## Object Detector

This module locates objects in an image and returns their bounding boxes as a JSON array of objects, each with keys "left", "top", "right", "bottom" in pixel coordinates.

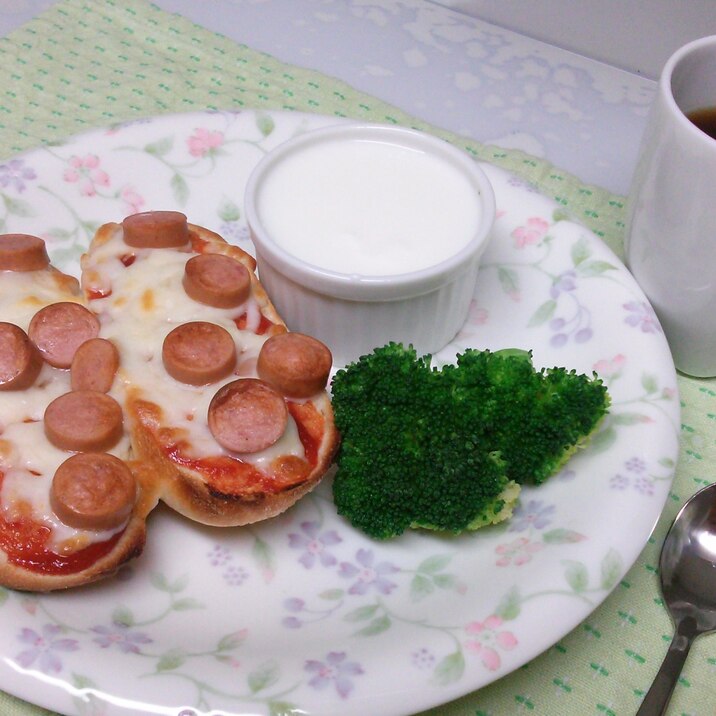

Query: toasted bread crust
[{"left": 0, "top": 495, "right": 153, "bottom": 592}]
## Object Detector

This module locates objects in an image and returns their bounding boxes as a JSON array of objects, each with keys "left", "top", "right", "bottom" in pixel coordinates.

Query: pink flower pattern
[
  {"left": 511, "top": 216, "right": 549, "bottom": 248},
  {"left": 495, "top": 537, "right": 543, "bottom": 567},
  {"left": 464, "top": 615, "right": 518, "bottom": 671},
  {"left": 187, "top": 128, "right": 224, "bottom": 157},
  {"left": 63, "top": 154, "right": 110, "bottom": 196},
  {"left": 120, "top": 185, "right": 145, "bottom": 214},
  {"left": 456, "top": 300, "right": 489, "bottom": 339},
  {"left": 593, "top": 354, "right": 626, "bottom": 380}
]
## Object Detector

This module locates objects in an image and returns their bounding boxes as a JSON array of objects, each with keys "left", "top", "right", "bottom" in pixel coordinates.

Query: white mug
[{"left": 626, "top": 35, "right": 716, "bottom": 378}]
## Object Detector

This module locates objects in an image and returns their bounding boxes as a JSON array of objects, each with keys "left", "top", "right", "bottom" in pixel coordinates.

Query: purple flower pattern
[
  {"left": 626, "top": 457, "right": 646, "bottom": 473},
  {"left": 91, "top": 623, "right": 152, "bottom": 653},
  {"left": 550, "top": 270, "right": 577, "bottom": 298},
  {"left": 219, "top": 221, "right": 251, "bottom": 247},
  {"left": 282, "top": 598, "right": 306, "bottom": 629},
  {"left": 207, "top": 544, "right": 232, "bottom": 567},
  {"left": 509, "top": 500, "right": 556, "bottom": 532},
  {"left": 609, "top": 456, "right": 666, "bottom": 495},
  {"left": 305, "top": 651, "right": 364, "bottom": 699},
  {"left": 0, "top": 159, "right": 37, "bottom": 192},
  {"left": 412, "top": 648, "right": 436, "bottom": 670},
  {"left": 557, "top": 468, "right": 577, "bottom": 482},
  {"left": 206, "top": 544, "right": 251, "bottom": 587},
  {"left": 224, "top": 564, "right": 249, "bottom": 586},
  {"left": 280, "top": 594, "right": 344, "bottom": 629},
  {"left": 16, "top": 624, "right": 79, "bottom": 674},
  {"left": 610, "top": 474, "right": 630, "bottom": 490},
  {"left": 623, "top": 301, "right": 662, "bottom": 334},
  {"left": 288, "top": 520, "right": 342, "bottom": 569},
  {"left": 547, "top": 269, "right": 594, "bottom": 347},
  {"left": 507, "top": 175, "right": 540, "bottom": 193},
  {"left": 339, "top": 549, "right": 399, "bottom": 595}
]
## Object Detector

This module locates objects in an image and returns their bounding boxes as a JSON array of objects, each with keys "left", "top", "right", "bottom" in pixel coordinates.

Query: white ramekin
[{"left": 244, "top": 123, "right": 496, "bottom": 366}]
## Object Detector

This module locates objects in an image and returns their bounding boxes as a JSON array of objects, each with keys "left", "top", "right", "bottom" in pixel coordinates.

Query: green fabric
[{"left": 0, "top": 1, "right": 712, "bottom": 715}]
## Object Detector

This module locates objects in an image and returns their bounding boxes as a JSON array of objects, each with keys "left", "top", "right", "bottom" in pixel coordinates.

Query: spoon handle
[{"left": 636, "top": 621, "right": 694, "bottom": 716}]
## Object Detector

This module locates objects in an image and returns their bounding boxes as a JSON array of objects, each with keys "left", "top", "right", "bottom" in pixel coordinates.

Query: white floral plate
[{"left": 0, "top": 111, "right": 679, "bottom": 716}]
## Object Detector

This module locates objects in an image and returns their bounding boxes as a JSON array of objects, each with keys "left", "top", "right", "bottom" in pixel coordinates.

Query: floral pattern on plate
[{"left": 0, "top": 110, "right": 679, "bottom": 716}]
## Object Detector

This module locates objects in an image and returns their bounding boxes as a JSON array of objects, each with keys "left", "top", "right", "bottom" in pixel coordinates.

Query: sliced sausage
[
  {"left": 0, "top": 234, "right": 50, "bottom": 271},
  {"left": 0, "top": 322, "right": 43, "bottom": 391},
  {"left": 50, "top": 452, "right": 136, "bottom": 530},
  {"left": 122, "top": 211, "right": 189, "bottom": 248},
  {"left": 257, "top": 332, "right": 332, "bottom": 398},
  {"left": 208, "top": 378, "right": 288, "bottom": 454},
  {"left": 28, "top": 302, "right": 100, "bottom": 368},
  {"left": 71, "top": 337, "right": 120, "bottom": 393},
  {"left": 182, "top": 253, "right": 251, "bottom": 308},
  {"left": 44, "top": 390, "right": 124, "bottom": 452},
  {"left": 162, "top": 321, "right": 236, "bottom": 385}
]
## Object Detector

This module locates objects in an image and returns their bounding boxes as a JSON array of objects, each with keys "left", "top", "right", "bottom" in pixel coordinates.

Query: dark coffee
[{"left": 686, "top": 106, "right": 716, "bottom": 140}]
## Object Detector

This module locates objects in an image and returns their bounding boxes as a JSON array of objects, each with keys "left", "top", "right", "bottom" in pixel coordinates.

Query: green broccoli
[{"left": 330, "top": 343, "right": 609, "bottom": 539}]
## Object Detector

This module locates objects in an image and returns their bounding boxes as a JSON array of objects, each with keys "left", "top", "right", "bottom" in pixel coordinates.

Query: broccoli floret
[
  {"left": 331, "top": 343, "right": 609, "bottom": 539},
  {"left": 444, "top": 348, "right": 610, "bottom": 485}
]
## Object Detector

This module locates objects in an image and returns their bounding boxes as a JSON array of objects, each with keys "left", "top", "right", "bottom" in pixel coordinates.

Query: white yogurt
[{"left": 255, "top": 136, "right": 482, "bottom": 276}]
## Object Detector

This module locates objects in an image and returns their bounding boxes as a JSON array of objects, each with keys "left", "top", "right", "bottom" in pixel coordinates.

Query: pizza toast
[
  {"left": 0, "top": 234, "right": 154, "bottom": 591},
  {"left": 81, "top": 212, "right": 339, "bottom": 528},
  {"left": 0, "top": 212, "right": 339, "bottom": 590}
]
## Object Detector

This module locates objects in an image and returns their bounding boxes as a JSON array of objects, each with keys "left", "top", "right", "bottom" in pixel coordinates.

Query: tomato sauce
[
  {"left": 287, "top": 401, "right": 323, "bottom": 466},
  {"left": 0, "top": 474, "right": 123, "bottom": 575},
  {"left": 87, "top": 287, "right": 111, "bottom": 300},
  {"left": 161, "top": 401, "right": 324, "bottom": 495},
  {"left": 164, "top": 446, "right": 276, "bottom": 495},
  {"left": 234, "top": 312, "right": 274, "bottom": 335},
  {"left": 190, "top": 233, "right": 208, "bottom": 252}
]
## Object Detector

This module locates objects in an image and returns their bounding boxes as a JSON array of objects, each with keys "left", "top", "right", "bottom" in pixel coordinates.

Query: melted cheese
[
  {"left": 0, "top": 265, "right": 130, "bottom": 551},
  {"left": 0, "top": 423, "right": 130, "bottom": 551},
  {"left": 0, "top": 269, "right": 76, "bottom": 426},
  {"left": 0, "top": 363, "right": 70, "bottom": 427},
  {"left": 0, "top": 269, "right": 81, "bottom": 330},
  {"left": 83, "top": 233, "right": 306, "bottom": 467}
]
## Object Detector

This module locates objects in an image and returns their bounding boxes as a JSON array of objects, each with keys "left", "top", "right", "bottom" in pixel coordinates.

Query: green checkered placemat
[{"left": 0, "top": 1, "right": 713, "bottom": 715}]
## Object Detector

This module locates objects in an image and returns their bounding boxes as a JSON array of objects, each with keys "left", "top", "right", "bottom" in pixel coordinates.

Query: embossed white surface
[
  {"left": 438, "top": 0, "right": 716, "bottom": 78},
  {"left": 0, "top": 0, "right": 656, "bottom": 194}
]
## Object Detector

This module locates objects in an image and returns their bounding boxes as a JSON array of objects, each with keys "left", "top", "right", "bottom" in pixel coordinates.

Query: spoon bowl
[{"left": 637, "top": 481, "right": 716, "bottom": 715}]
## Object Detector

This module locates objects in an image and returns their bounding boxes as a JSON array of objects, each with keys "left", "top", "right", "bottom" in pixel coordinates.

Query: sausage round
[
  {"left": 0, "top": 234, "right": 50, "bottom": 272},
  {"left": 44, "top": 390, "right": 124, "bottom": 452},
  {"left": 28, "top": 302, "right": 100, "bottom": 368},
  {"left": 162, "top": 321, "right": 237, "bottom": 385},
  {"left": 208, "top": 378, "right": 288, "bottom": 454},
  {"left": 122, "top": 211, "right": 189, "bottom": 249},
  {"left": 50, "top": 452, "right": 136, "bottom": 531},
  {"left": 71, "top": 337, "right": 120, "bottom": 393},
  {"left": 257, "top": 332, "right": 332, "bottom": 398},
  {"left": 182, "top": 253, "right": 251, "bottom": 308},
  {"left": 0, "top": 322, "right": 43, "bottom": 391}
]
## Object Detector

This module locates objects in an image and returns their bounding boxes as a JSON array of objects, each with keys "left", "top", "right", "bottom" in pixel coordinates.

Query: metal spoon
[{"left": 636, "top": 481, "right": 716, "bottom": 715}]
